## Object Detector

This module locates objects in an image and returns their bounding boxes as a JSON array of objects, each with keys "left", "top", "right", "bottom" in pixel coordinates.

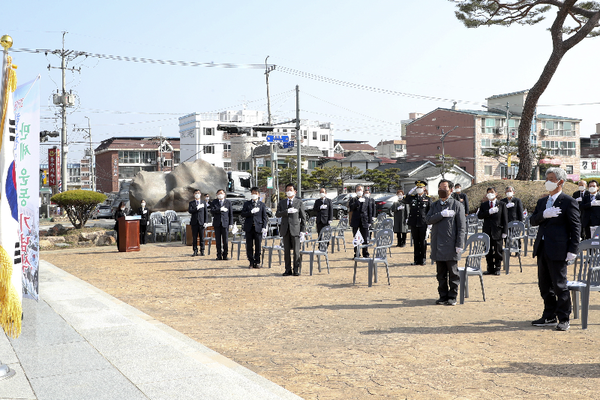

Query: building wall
[
  {"left": 95, "top": 151, "right": 119, "bottom": 193},
  {"left": 376, "top": 140, "right": 406, "bottom": 159}
]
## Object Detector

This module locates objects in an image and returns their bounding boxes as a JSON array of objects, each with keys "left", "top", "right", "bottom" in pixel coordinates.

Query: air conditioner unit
[{"left": 540, "top": 129, "right": 546, "bottom": 135}]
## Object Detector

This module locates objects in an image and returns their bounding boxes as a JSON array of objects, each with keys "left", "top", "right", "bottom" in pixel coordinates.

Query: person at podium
[
  {"left": 114, "top": 201, "right": 127, "bottom": 247},
  {"left": 135, "top": 199, "right": 150, "bottom": 245}
]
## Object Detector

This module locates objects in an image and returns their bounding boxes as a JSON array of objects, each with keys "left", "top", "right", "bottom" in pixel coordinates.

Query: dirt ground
[{"left": 41, "top": 234, "right": 600, "bottom": 400}]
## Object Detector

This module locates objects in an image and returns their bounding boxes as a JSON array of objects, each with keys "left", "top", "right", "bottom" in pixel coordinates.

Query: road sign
[
  {"left": 282, "top": 141, "right": 294, "bottom": 149},
  {"left": 266, "top": 135, "right": 290, "bottom": 143},
  {"left": 267, "top": 177, "right": 274, "bottom": 189}
]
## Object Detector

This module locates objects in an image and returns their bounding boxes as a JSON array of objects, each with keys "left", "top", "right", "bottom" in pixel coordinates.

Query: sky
[{"left": 7, "top": 0, "right": 600, "bottom": 164}]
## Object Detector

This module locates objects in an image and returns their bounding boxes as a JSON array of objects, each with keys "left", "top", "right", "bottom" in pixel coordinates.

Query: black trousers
[
  {"left": 140, "top": 223, "right": 147, "bottom": 244},
  {"left": 352, "top": 226, "right": 369, "bottom": 257},
  {"left": 436, "top": 260, "right": 459, "bottom": 301},
  {"left": 411, "top": 226, "right": 427, "bottom": 264},
  {"left": 316, "top": 222, "right": 328, "bottom": 235},
  {"left": 486, "top": 236, "right": 503, "bottom": 272},
  {"left": 191, "top": 224, "right": 205, "bottom": 253},
  {"left": 282, "top": 232, "right": 301, "bottom": 273},
  {"left": 537, "top": 241, "right": 571, "bottom": 322},
  {"left": 396, "top": 232, "right": 406, "bottom": 247},
  {"left": 214, "top": 225, "right": 228, "bottom": 257},
  {"left": 246, "top": 229, "right": 261, "bottom": 264}
]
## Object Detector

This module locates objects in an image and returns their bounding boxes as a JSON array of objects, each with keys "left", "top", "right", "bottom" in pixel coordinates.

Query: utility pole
[
  {"left": 296, "top": 85, "right": 301, "bottom": 198},
  {"left": 74, "top": 116, "right": 95, "bottom": 191},
  {"left": 440, "top": 126, "right": 458, "bottom": 179},
  {"left": 265, "top": 56, "right": 275, "bottom": 125},
  {"left": 48, "top": 32, "right": 83, "bottom": 192}
]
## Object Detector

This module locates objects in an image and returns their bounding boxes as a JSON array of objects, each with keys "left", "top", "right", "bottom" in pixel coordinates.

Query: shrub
[
  {"left": 462, "top": 179, "right": 579, "bottom": 215},
  {"left": 51, "top": 190, "right": 107, "bottom": 229}
]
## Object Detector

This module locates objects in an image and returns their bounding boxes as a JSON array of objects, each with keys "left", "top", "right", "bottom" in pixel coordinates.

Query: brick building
[{"left": 95, "top": 137, "right": 180, "bottom": 193}]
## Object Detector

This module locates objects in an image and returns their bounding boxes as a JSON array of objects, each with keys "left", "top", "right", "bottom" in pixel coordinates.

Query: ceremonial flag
[
  {"left": 352, "top": 230, "right": 364, "bottom": 246},
  {"left": 0, "top": 48, "right": 22, "bottom": 338}
]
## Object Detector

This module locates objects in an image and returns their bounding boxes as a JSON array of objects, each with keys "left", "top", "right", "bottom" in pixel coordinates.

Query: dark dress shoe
[
  {"left": 216, "top": 256, "right": 222, "bottom": 260},
  {"left": 249, "top": 263, "right": 254, "bottom": 269},
  {"left": 293, "top": 272, "right": 300, "bottom": 276},
  {"left": 200, "top": 252, "right": 204, "bottom": 256},
  {"left": 282, "top": 271, "right": 293, "bottom": 276},
  {"left": 253, "top": 263, "right": 261, "bottom": 269},
  {"left": 493, "top": 270, "right": 501, "bottom": 275},
  {"left": 222, "top": 256, "right": 229, "bottom": 261},
  {"left": 483, "top": 271, "right": 495, "bottom": 275},
  {"left": 192, "top": 251, "right": 198, "bottom": 257}
]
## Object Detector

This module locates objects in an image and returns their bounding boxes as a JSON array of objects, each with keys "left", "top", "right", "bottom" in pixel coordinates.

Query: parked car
[
  {"left": 93, "top": 204, "right": 114, "bottom": 219},
  {"left": 332, "top": 193, "right": 352, "bottom": 208},
  {"left": 375, "top": 194, "right": 399, "bottom": 216},
  {"left": 302, "top": 198, "right": 348, "bottom": 220},
  {"left": 230, "top": 198, "right": 273, "bottom": 224}
]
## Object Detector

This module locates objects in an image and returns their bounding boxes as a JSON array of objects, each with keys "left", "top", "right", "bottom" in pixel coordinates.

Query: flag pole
[{"left": 0, "top": 34, "right": 17, "bottom": 381}]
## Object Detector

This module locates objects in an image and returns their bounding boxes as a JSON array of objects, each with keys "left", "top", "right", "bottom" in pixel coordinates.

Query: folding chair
[
  {"left": 353, "top": 229, "right": 393, "bottom": 287},
  {"left": 503, "top": 221, "right": 526, "bottom": 274},
  {"left": 230, "top": 229, "right": 246, "bottom": 261},
  {"left": 261, "top": 236, "right": 284, "bottom": 268},
  {"left": 300, "top": 226, "right": 333, "bottom": 275},
  {"left": 568, "top": 239, "right": 600, "bottom": 329},
  {"left": 458, "top": 233, "right": 490, "bottom": 304},
  {"left": 331, "top": 216, "right": 348, "bottom": 254}
]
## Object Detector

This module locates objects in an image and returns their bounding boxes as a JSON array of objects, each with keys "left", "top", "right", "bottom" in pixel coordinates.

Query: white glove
[
  {"left": 592, "top": 199, "right": 600, "bottom": 207},
  {"left": 261, "top": 228, "right": 267, "bottom": 234},
  {"left": 287, "top": 207, "right": 298, "bottom": 214},
  {"left": 408, "top": 186, "right": 417, "bottom": 195},
  {"left": 397, "top": 205, "right": 404, "bottom": 210},
  {"left": 488, "top": 206, "right": 499, "bottom": 214},
  {"left": 455, "top": 247, "right": 463, "bottom": 254},
  {"left": 228, "top": 225, "right": 233, "bottom": 230},
  {"left": 251, "top": 207, "right": 260, "bottom": 214},
  {"left": 197, "top": 203, "right": 204, "bottom": 209},
  {"left": 328, "top": 220, "right": 332, "bottom": 225},
  {"left": 143, "top": 210, "right": 147, "bottom": 214},
  {"left": 577, "top": 197, "right": 582, "bottom": 202},
  {"left": 441, "top": 209, "right": 455, "bottom": 218},
  {"left": 372, "top": 217, "right": 377, "bottom": 222},
  {"left": 203, "top": 223, "right": 208, "bottom": 228},
  {"left": 543, "top": 206, "right": 562, "bottom": 219},
  {"left": 220, "top": 206, "right": 228, "bottom": 212},
  {"left": 502, "top": 233, "right": 507, "bottom": 239},
  {"left": 350, "top": 193, "right": 357, "bottom": 198},
  {"left": 320, "top": 204, "right": 328, "bottom": 209},
  {"left": 506, "top": 203, "right": 514, "bottom": 208},
  {"left": 566, "top": 252, "right": 577, "bottom": 262},
  {"left": 358, "top": 197, "right": 366, "bottom": 203}
]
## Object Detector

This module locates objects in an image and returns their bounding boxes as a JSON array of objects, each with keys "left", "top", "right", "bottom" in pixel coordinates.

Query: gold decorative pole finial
[{"left": 0, "top": 35, "right": 13, "bottom": 50}]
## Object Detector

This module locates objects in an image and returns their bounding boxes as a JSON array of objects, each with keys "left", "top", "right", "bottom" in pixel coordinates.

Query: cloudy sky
[{"left": 8, "top": 0, "right": 600, "bottom": 162}]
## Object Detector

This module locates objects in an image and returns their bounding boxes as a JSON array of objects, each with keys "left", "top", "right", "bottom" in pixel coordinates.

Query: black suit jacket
[
  {"left": 499, "top": 197, "right": 523, "bottom": 222},
  {"left": 477, "top": 200, "right": 508, "bottom": 240},
  {"left": 452, "top": 192, "right": 469, "bottom": 215},
  {"left": 313, "top": 198, "right": 334, "bottom": 225},
  {"left": 530, "top": 192, "right": 580, "bottom": 260},
  {"left": 210, "top": 199, "right": 234, "bottom": 227},
  {"left": 241, "top": 200, "right": 269, "bottom": 233},
  {"left": 349, "top": 196, "right": 372, "bottom": 229},
  {"left": 188, "top": 199, "right": 208, "bottom": 226},
  {"left": 275, "top": 197, "right": 307, "bottom": 236},
  {"left": 579, "top": 191, "right": 599, "bottom": 226},
  {"left": 136, "top": 207, "right": 151, "bottom": 226}
]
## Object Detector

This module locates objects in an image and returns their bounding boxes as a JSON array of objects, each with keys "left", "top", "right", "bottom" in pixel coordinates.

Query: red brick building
[{"left": 95, "top": 137, "right": 180, "bottom": 193}]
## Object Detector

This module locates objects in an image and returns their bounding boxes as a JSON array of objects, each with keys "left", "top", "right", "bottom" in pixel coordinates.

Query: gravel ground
[{"left": 41, "top": 234, "right": 600, "bottom": 400}]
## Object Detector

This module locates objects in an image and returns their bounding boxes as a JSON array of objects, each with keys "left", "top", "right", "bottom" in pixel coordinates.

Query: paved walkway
[{"left": 0, "top": 260, "right": 303, "bottom": 400}]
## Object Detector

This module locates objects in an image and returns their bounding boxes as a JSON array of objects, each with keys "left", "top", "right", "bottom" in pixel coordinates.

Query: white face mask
[
  {"left": 416, "top": 188, "right": 424, "bottom": 195},
  {"left": 505, "top": 192, "right": 513, "bottom": 198},
  {"left": 579, "top": 186, "right": 586, "bottom": 191},
  {"left": 251, "top": 194, "right": 259, "bottom": 200},
  {"left": 544, "top": 180, "right": 559, "bottom": 192},
  {"left": 194, "top": 194, "right": 201, "bottom": 199},
  {"left": 286, "top": 191, "right": 295, "bottom": 198},
  {"left": 217, "top": 194, "right": 225, "bottom": 200},
  {"left": 590, "top": 186, "right": 598, "bottom": 194},
  {"left": 397, "top": 194, "right": 403, "bottom": 200},
  {"left": 356, "top": 190, "right": 363, "bottom": 197},
  {"left": 141, "top": 202, "right": 146, "bottom": 207},
  {"left": 365, "top": 193, "right": 371, "bottom": 198},
  {"left": 320, "top": 192, "right": 326, "bottom": 198},
  {"left": 487, "top": 193, "right": 496, "bottom": 200},
  {"left": 120, "top": 207, "right": 125, "bottom": 211},
  {"left": 205, "top": 197, "right": 210, "bottom": 202},
  {"left": 454, "top": 188, "right": 461, "bottom": 193}
]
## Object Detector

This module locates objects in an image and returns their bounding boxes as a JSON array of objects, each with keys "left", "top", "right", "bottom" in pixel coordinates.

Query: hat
[{"left": 415, "top": 180, "right": 426, "bottom": 187}]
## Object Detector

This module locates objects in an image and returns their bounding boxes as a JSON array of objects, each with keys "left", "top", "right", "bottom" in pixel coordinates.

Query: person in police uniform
[{"left": 403, "top": 180, "right": 431, "bottom": 265}]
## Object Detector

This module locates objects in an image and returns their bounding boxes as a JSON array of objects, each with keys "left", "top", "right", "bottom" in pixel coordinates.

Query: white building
[
  {"left": 179, "top": 110, "right": 334, "bottom": 171},
  {"left": 376, "top": 139, "right": 407, "bottom": 159}
]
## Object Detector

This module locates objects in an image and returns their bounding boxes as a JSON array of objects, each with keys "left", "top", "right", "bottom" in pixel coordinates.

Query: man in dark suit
[
  {"left": 241, "top": 187, "right": 269, "bottom": 268},
  {"left": 135, "top": 199, "right": 151, "bottom": 245},
  {"left": 313, "top": 188, "right": 334, "bottom": 235},
  {"left": 349, "top": 185, "right": 372, "bottom": 257},
  {"left": 452, "top": 183, "right": 469, "bottom": 216},
  {"left": 364, "top": 189, "right": 377, "bottom": 223},
  {"left": 579, "top": 180, "right": 599, "bottom": 239},
  {"left": 500, "top": 186, "right": 524, "bottom": 223},
  {"left": 530, "top": 167, "right": 580, "bottom": 331},
  {"left": 477, "top": 187, "right": 508, "bottom": 275},
  {"left": 276, "top": 183, "right": 307, "bottom": 276},
  {"left": 188, "top": 190, "right": 208, "bottom": 256},
  {"left": 573, "top": 180, "right": 589, "bottom": 239},
  {"left": 210, "top": 189, "right": 233, "bottom": 260},
  {"left": 403, "top": 180, "right": 431, "bottom": 265}
]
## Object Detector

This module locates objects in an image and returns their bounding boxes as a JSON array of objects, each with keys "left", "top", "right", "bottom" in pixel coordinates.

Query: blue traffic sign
[
  {"left": 283, "top": 141, "right": 294, "bottom": 149},
  {"left": 266, "top": 135, "right": 290, "bottom": 143}
]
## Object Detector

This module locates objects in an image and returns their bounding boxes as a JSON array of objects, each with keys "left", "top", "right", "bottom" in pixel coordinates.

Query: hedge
[{"left": 51, "top": 190, "right": 107, "bottom": 229}]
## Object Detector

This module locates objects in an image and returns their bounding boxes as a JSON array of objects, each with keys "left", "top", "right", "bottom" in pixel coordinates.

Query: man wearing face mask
[
  {"left": 364, "top": 189, "right": 377, "bottom": 223},
  {"left": 349, "top": 185, "right": 372, "bottom": 257},
  {"left": 204, "top": 194, "right": 212, "bottom": 224},
  {"left": 573, "top": 180, "right": 589, "bottom": 239},
  {"left": 313, "top": 188, "right": 334, "bottom": 235},
  {"left": 241, "top": 187, "right": 269, "bottom": 268},
  {"left": 451, "top": 183, "right": 469, "bottom": 217},
  {"left": 392, "top": 189, "right": 409, "bottom": 247},
  {"left": 136, "top": 199, "right": 151, "bottom": 245},
  {"left": 189, "top": 189, "right": 208, "bottom": 257},
  {"left": 276, "top": 183, "right": 307, "bottom": 276},
  {"left": 426, "top": 179, "right": 466, "bottom": 306},
  {"left": 477, "top": 187, "right": 508, "bottom": 275},
  {"left": 580, "top": 180, "right": 600, "bottom": 239},
  {"left": 403, "top": 181, "right": 431, "bottom": 265},
  {"left": 530, "top": 167, "right": 580, "bottom": 331},
  {"left": 210, "top": 189, "right": 234, "bottom": 260},
  {"left": 500, "top": 186, "right": 524, "bottom": 223}
]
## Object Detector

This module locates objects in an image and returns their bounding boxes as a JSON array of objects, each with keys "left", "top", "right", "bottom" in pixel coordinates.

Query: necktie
[
  {"left": 196, "top": 200, "right": 198, "bottom": 206},
  {"left": 489, "top": 201, "right": 493, "bottom": 208},
  {"left": 288, "top": 200, "right": 292, "bottom": 208},
  {"left": 546, "top": 196, "right": 554, "bottom": 209}
]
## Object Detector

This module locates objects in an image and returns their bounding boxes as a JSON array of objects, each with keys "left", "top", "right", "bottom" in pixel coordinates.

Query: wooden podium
[{"left": 118, "top": 216, "right": 140, "bottom": 252}]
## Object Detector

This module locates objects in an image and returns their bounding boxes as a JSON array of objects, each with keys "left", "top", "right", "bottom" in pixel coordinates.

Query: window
[
  {"left": 303, "top": 130, "right": 308, "bottom": 140},
  {"left": 308, "top": 160, "right": 318, "bottom": 169},
  {"left": 203, "top": 145, "right": 215, "bottom": 154},
  {"left": 482, "top": 118, "right": 501, "bottom": 134},
  {"left": 320, "top": 134, "right": 328, "bottom": 142},
  {"left": 173, "top": 151, "right": 180, "bottom": 165},
  {"left": 544, "top": 120, "right": 576, "bottom": 137},
  {"left": 484, "top": 165, "right": 493, "bottom": 175},
  {"left": 481, "top": 139, "right": 493, "bottom": 147},
  {"left": 541, "top": 141, "right": 576, "bottom": 156},
  {"left": 118, "top": 166, "right": 154, "bottom": 179},
  {"left": 282, "top": 129, "right": 287, "bottom": 133},
  {"left": 163, "top": 159, "right": 172, "bottom": 167},
  {"left": 118, "top": 151, "right": 141, "bottom": 164},
  {"left": 566, "top": 165, "right": 574, "bottom": 174},
  {"left": 591, "top": 139, "right": 599, "bottom": 148},
  {"left": 203, "top": 127, "right": 215, "bottom": 136},
  {"left": 223, "top": 162, "right": 232, "bottom": 171},
  {"left": 265, "top": 160, "right": 271, "bottom": 168},
  {"left": 394, "top": 144, "right": 404, "bottom": 151},
  {"left": 238, "top": 162, "right": 250, "bottom": 171},
  {"left": 312, "top": 131, "right": 317, "bottom": 140},
  {"left": 223, "top": 144, "right": 231, "bottom": 158}
]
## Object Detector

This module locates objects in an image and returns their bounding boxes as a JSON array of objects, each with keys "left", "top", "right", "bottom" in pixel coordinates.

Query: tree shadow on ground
[
  {"left": 360, "top": 319, "right": 552, "bottom": 335},
  {"left": 180, "top": 273, "right": 281, "bottom": 280},
  {"left": 294, "top": 298, "right": 434, "bottom": 311},
  {"left": 484, "top": 362, "right": 600, "bottom": 378}
]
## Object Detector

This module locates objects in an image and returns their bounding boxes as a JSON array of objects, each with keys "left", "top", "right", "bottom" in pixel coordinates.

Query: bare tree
[{"left": 453, "top": 0, "right": 600, "bottom": 180}]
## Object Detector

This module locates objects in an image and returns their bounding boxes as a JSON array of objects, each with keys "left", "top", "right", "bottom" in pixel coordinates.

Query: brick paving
[{"left": 41, "top": 233, "right": 600, "bottom": 400}]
